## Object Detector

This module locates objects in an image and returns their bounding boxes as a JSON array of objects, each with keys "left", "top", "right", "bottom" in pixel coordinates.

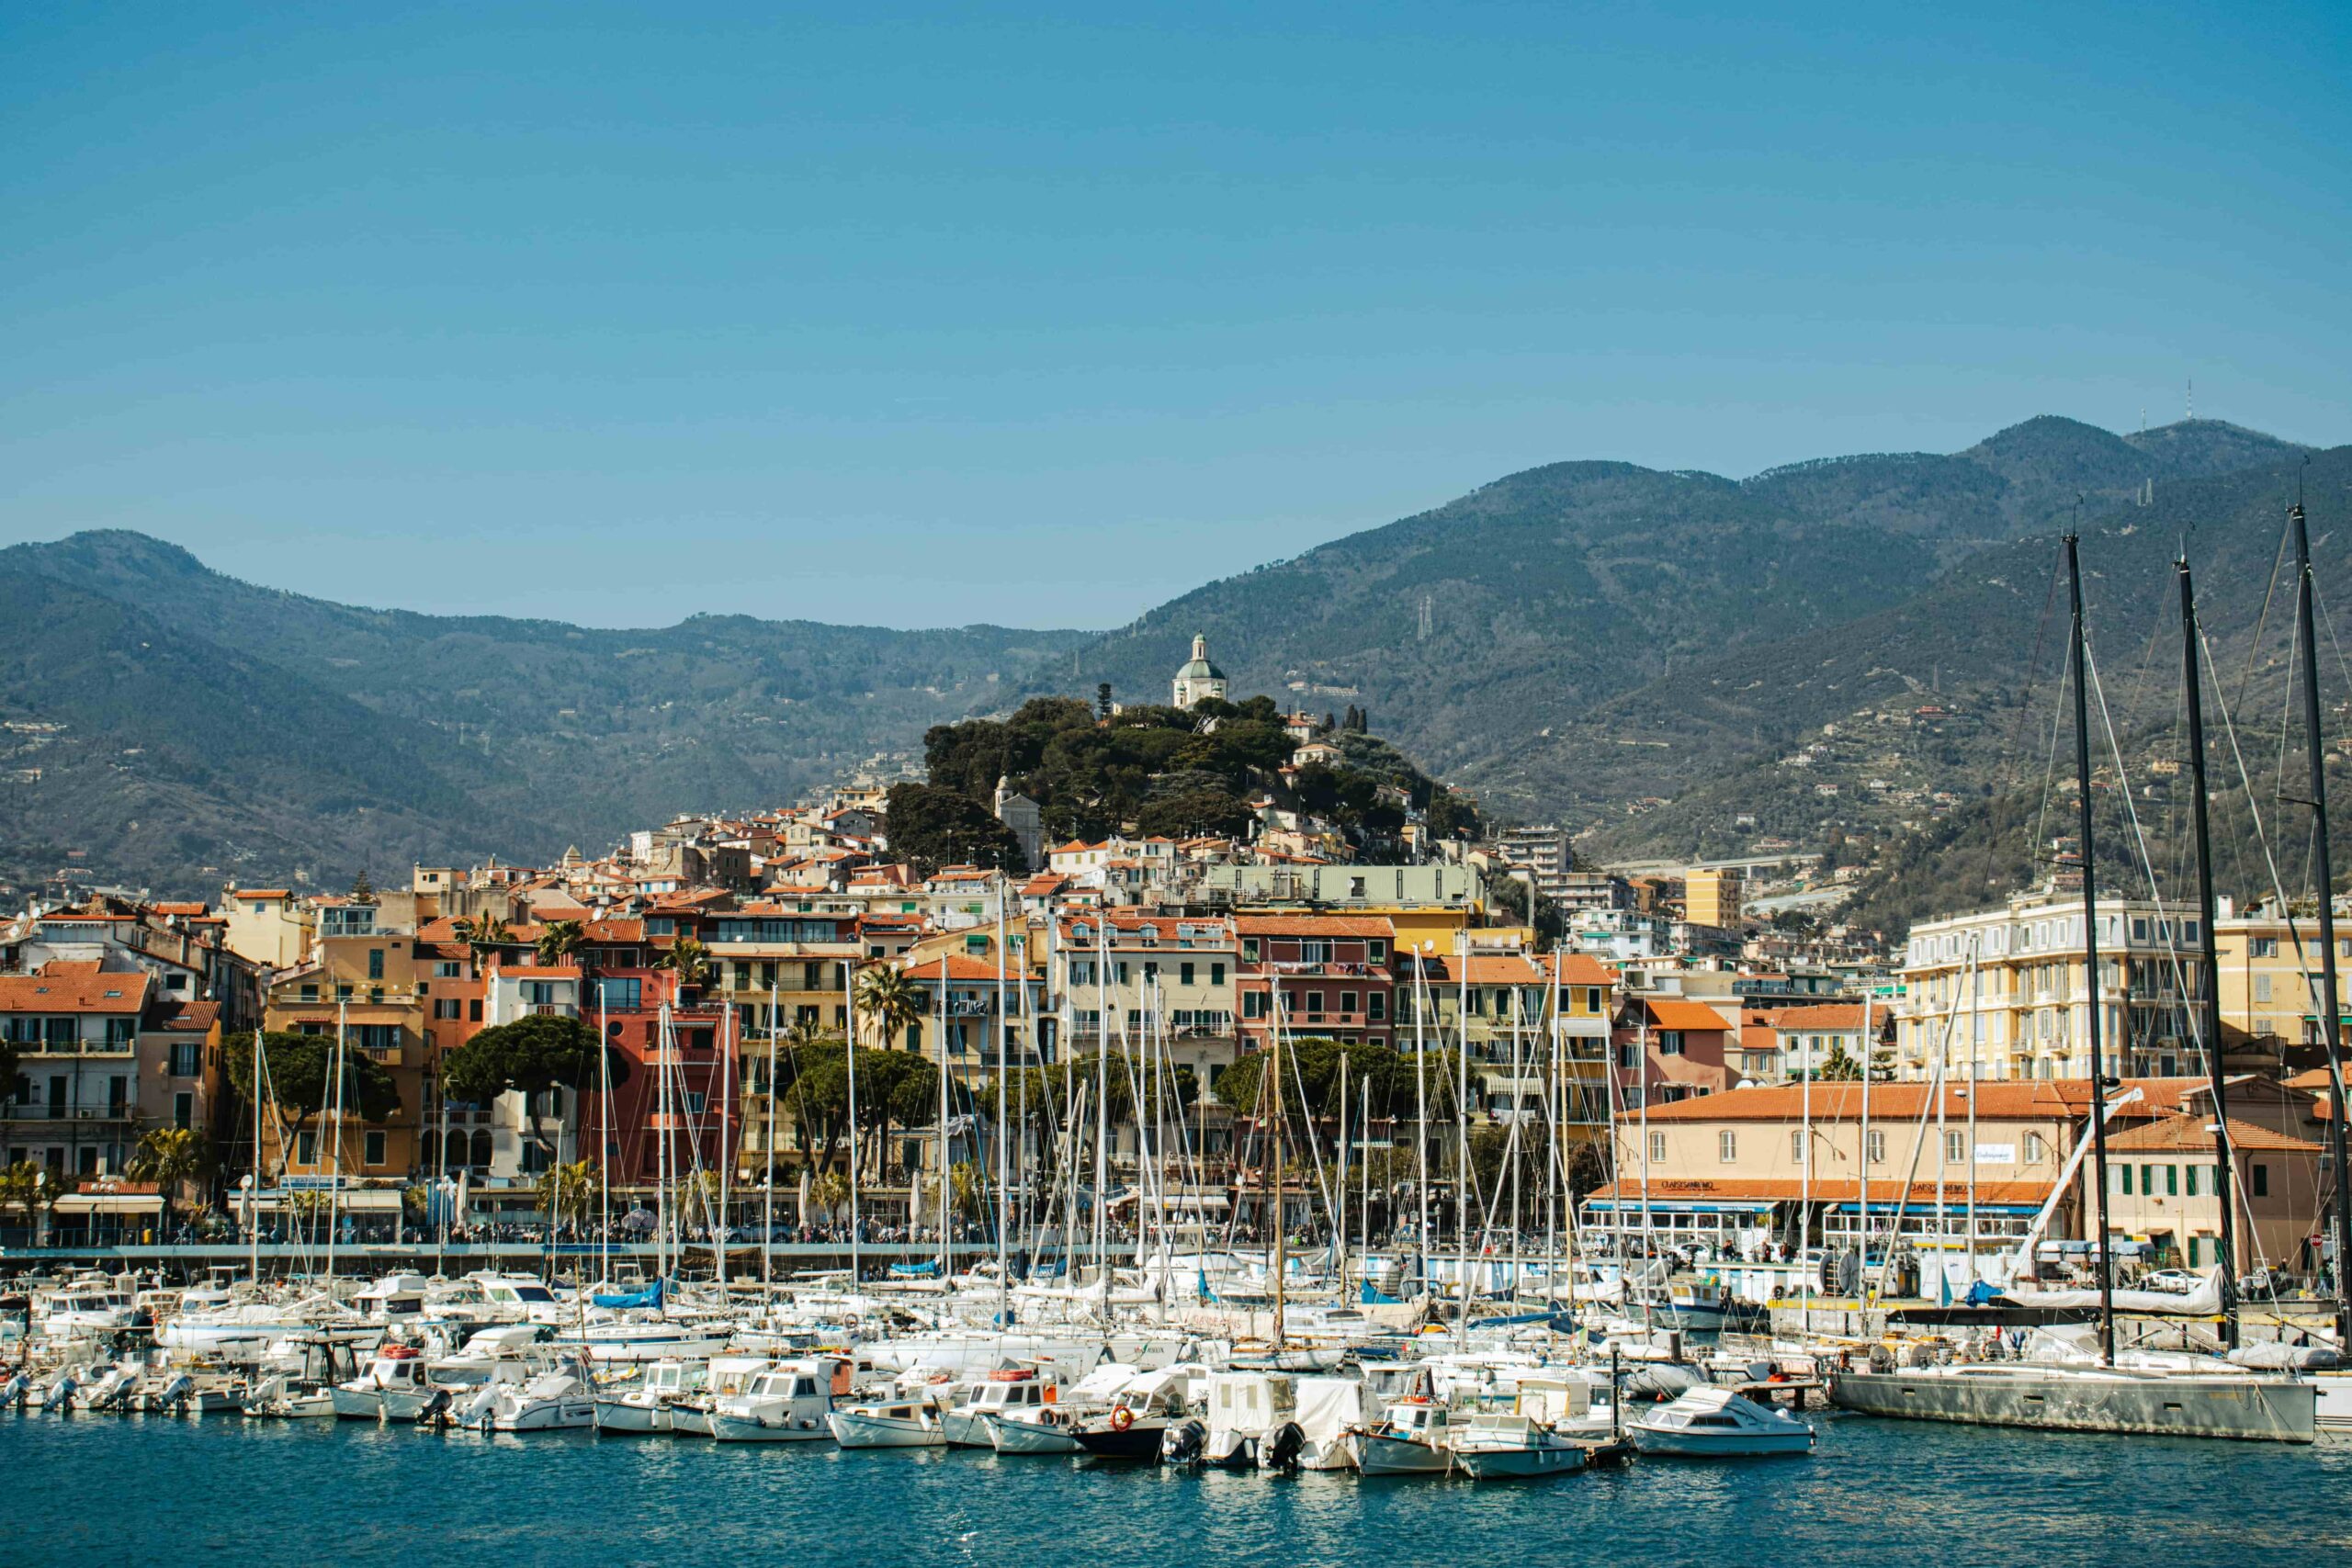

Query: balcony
[
  {"left": 14, "top": 1037, "right": 135, "bottom": 1057},
  {"left": 2, "top": 1104, "right": 134, "bottom": 1122}
]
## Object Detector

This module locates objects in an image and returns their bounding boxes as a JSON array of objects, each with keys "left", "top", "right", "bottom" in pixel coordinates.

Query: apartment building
[
  {"left": 1395, "top": 945, "right": 1618, "bottom": 1128},
  {"left": 1893, "top": 885, "right": 2207, "bottom": 1082},
  {"left": 1235, "top": 915, "right": 1396, "bottom": 1055}
]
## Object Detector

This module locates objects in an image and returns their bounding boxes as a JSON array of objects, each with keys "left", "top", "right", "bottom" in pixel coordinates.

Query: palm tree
[
  {"left": 855, "top": 964, "right": 923, "bottom": 1051},
  {"left": 460, "top": 916, "right": 515, "bottom": 969},
  {"left": 127, "top": 1126, "right": 217, "bottom": 1233},
  {"left": 809, "top": 1168, "right": 850, "bottom": 1224},
  {"left": 0, "top": 1160, "right": 58, "bottom": 1240},
  {"left": 536, "top": 1157, "right": 601, "bottom": 1231},
  {"left": 535, "top": 919, "right": 587, "bottom": 970},
  {"left": 654, "top": 936, "right": 712, "bottom": 999}
]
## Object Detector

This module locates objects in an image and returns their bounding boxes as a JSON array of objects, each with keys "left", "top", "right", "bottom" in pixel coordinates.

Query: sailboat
[{"left": 1830, "top": 535, "right": 2319, "bottom": 1444}]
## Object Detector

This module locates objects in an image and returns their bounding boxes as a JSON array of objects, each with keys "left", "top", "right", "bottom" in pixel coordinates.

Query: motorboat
[
  {"left": 354, "top": 1274, "right": 434, "bottom": 1325},
  {"left": 1193, "top": 1370, "right": 1298, "bottom": 1469},
  {"left": 987, "top": 1364, "right": 1135, "bottom": 1455},
  {"left": 1448, "top": 1411, "right": 1587, "bottom": 1479},
  {"left": 37, "top": 1282, "right": 140, "bottom": 1337},
  {"left": 242, "top": 1371, "right": 336, "bottom": 1418},
  {"left": 665, "top": 1354, "right": 774, "bottom": 1437},
  {"left": 940, "top": 1365, "right": 1057, "bottom": 1447},
  {"left": 331, "top": 1344, "right": 432, "bottom": 1419},
  {"left": 486, "top": 1368, "right": 596, "bottom": 1431},
  {"left": 709, "top": 1359, "right": 843, "bottom": 1442},
  {"left": 594, "top": 1358, "right": 704, "bottom": 1434},
  {"left": 1630, "top": 1386, "right": 1814, "bottom": 1457},
  {"left": 829, "top": 1395, "right": 945, "bottom": 1448},
  {"left": 1068, "top": 1365, "right": 1203, "bottom": 1461},
  {"left": 548, "top": 1314, "right": 734, "bottom": 1364},
  {"left": 1350, "top": 1399, "right": 1454, "bottom": 1475}
]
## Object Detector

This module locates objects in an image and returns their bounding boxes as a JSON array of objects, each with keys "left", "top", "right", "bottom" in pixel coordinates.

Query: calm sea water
[{"left": 5, "top": 1409, "right": 2346, "bottom": 1568}]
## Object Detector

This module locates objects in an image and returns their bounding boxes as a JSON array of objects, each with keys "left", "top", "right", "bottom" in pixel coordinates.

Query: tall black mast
[
  {"left": 2067, "top": 534, "right": 2118, "bottom": 1363},
  {"left": 2290, "top": 502, "right": 2352, "bottom": 1347},
  {"left": 2178, "top": 556, "right": 2237, "bottom": 1346}
]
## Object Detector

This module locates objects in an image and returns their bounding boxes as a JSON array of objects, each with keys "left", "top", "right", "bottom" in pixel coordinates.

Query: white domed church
[{"left": 1171, "top": 633, "right": 1227, "bottom": 709}]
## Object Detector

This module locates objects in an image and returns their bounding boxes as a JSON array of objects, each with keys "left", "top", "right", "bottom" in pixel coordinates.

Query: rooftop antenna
[{"left": 2186, "top": 378, "right": 2193, "bottom": 422}]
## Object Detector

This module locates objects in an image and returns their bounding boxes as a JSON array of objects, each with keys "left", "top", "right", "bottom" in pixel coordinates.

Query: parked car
[{"left": 2139, "top": 1269, "right": 2198, "bottom": 1293}]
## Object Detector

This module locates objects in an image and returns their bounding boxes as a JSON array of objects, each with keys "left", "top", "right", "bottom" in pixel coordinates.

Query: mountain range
[{"left": 1, "top": 414, "right": 2338, "bottom": 918}]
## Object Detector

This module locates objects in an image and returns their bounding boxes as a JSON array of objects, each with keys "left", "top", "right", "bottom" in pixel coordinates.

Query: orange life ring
[{"left": 1111, "top": 1404, "right": 1135, "bottom": 1432}]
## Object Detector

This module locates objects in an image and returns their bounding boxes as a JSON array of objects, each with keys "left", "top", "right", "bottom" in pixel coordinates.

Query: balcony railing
[{"left": 12, "top": 1038, "right": 135, "bottom": 1056}]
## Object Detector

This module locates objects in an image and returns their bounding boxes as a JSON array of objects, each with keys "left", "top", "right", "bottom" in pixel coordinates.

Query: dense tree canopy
[{"left": 884, "top": 782, "right": 1024, "bottom": 874}]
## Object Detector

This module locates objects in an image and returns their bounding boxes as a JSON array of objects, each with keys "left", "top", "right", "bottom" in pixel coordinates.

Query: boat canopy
[{"left": 591, "top": 1279, "right": 666, "bottom": 1310}]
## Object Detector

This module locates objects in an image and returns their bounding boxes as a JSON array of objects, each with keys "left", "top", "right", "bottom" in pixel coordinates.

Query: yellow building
[
  {"left": 259, "top": 923, "right": 432, "bottom": 1182},
  {"left": 1684, "top": 869, "right": 1745, "bottom": 931},
  {"left": 2212, "top": 901, "right": 2352, "bottom": 1055}
]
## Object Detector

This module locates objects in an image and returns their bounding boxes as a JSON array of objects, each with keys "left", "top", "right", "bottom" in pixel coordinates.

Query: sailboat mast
[
  {"left": 1454, "top": 934, "right": 1473, "bottom": 1352},
  {"left": 994, "top": 877, "right": 1010, "bottom": 1327},
  {"left": 2178, "top": 555, "right": 2236, "bottom": 1343},
  {"left": 763, "top": 980, "right": 777, "bottom": 1289},
  {"left": 2065, "top": 532, "right": 2120, "bottom": 1364},
  {"left": 1337, "top": 1052, "right": 1350, "bottom": 1303},
  {"left": 601, "top": 988, "right": 613, "bottom": 1286},
  {"left": 1859, "top": 989, "right": 1871, "bottom": 1297},
  {"left": 843, "top": 961, "right": 861, "bottom": 1292},
  {"left": 2290, "top": 502, "right": 2352, "bottom": 1348},
  {"left": 1271, "top": 974, "right": 1287, "bottom": 1345},
  {"left": 1413, "top": 944, "right": 1430, "bottom": 1293},
  {"left": 327, "top": 997, "right": 345, "bottom": 1285},
  {"left": 717, "top": 1003, "right": 733, "bottom": 1292},
  {"left": 1092, "top": 919, "right": 1108, "bottom": 1303},
  {"left": 937, "top": 953, "right": 951, "bottom": 1280}
]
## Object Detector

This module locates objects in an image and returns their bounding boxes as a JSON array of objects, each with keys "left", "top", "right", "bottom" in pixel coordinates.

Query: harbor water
[{"left": 6, "top": 1409, "right": 2346, "bottom": 1567}]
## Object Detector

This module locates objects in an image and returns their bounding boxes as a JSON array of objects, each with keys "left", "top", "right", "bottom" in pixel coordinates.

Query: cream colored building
[
  {"left": 1893, "top": 886, "right": 2207, "bottom": 1082},
  {"left": 2211, "top": 898, "right": 2352, "bottom": 1055},
  {"left": 219, "top": 887, "right": 311, "bottom": 969}
]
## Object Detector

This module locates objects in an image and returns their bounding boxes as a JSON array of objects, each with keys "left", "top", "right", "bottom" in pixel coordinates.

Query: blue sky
[{"left": 4, "top": 2, "right": 2347, "bottom": 629}]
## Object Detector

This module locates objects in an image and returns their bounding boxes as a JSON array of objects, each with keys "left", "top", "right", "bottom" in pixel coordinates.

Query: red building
[{"left": 1235, "top": 915, "right": 1396, "bottom": 1054}]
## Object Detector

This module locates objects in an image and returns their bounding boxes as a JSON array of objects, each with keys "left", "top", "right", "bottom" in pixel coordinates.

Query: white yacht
[
  {"left": 987, "top": 1363, "right": 1136, "bottom": 1455},
  {"left": 665, "top": 1355, "right": 774, "bottom": 1437},
  {"left": 1629, "top": 1386, "right": 1814, "bottom": 1456},
  {"left": 486, "top": 1368, "right": 596, "bottom": 1431}
]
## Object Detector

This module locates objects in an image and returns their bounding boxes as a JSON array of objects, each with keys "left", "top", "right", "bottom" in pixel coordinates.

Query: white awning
[
  {"left": 242, "top": 1190, "right": 405, "bottom": 1213},
  {"left": 55, "top": 1193, "right": 164, "bottom": 1214}
]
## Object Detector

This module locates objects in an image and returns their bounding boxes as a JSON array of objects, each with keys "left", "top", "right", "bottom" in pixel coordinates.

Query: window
[
  {"left": 300, "top": 984, "right": 319, "bottom": 1002},
  {"left": 433, "top": 998, "right": 462, "bottom": 1020},
  {"left": 2255, "top": 975, "right": 2273, "bottom": 1003},
  {"left": 1241, "top": 939, "right": 1260, "bottom": 963},
  {"left": 170, "top": 1042, "right": 201, "bottom": 1077},
  {"left": 297, "top": 1130, "right": 319, "bottom": 1166},
  {"left": 1647, "top": 1131, "right": 1666, "bottom": 1164},
  {"left": 1211, "top": 963, "right": 1226, "bottom": 987},
  {"left": 1338, "top": 991, "right": 1358, "bottom": 1015},
  {"left": 2119, "top": 1164, "right": 2133, "bottom": 1195},
  {"left": 2250, "top": 937, "right": 2278, "bottom": 958},
  {"left": 174, "top": 1091, "right": 193, "bottom": 1131},
  {"left": 685, "top": 1091, "right": 707, "bottom": 1115},
  {"left": 2024, "top": 1132, "right": 2047, "bottom": 1163},
  {"left": 1367, "top": 941, "right": 1386, "bottom": 964},
  {"left": 435, "top": 961, "right": 462, "bottom": 978},
  {"left": 469, "top": 999, "right": 484, "bottom": 1022},
  {"left": 2184, "top": 1165, "right": 2199, "bottom": 1198},
  {"left": 2165, "top": 1164, "right": 2178, "bottom": 1197},
  {"left": 1719, "top": 1131, "right": 1737, "bottom": 1162},
  {"left": 1792, "top": 1129, "right": 1806, "bottom": 1165},
  {"left": 1243, "top": 992, "right": 1267, "bottom": 1020},
  {"left": 368, "top": 949, "right": 385, "bottom": 979},
  {"left": 364, "top": 1131, "right": 387, "bottom": 1167},
  {"left": 2252, "top": 1163, "right": 2268, "bottom": 1198},
  {"left": 1868, "top": 1130, "right": 1886, "bottom": 1164},
  {"left": 1944, "top": 1131, "right": 1965, "bottom": 1163},
  {"left": 1304, "top": 991, "right": 1325, "bottom": 1015},
  {"left": 1369, "top": 993, "right": 1386, "bottom": 1021}
]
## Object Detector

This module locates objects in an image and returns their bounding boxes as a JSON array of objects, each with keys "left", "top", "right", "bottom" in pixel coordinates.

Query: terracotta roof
[
  {"left": 498, "top": 965, "right": 581, "bottom": 979},
  {"left": 38, "top": 960, "right": 105, "bottom": 976},
  {"left": 1586, "top": 1177, "right": 2056, "bottom": 1207},
  {"left": 2283, "top": 1067, "right": 2339, "bottom": 1090},
  {"left": 1236, "top": 915, "right": 1396, "bottom": 939},
  {"left": 0, "top": 971, "right": 151, "bottom": 1013},
  {"left": 902, "top": 954, "right": 1027, "bottom": 982},
  {"left": 1641, "top": 998, "right": 1733, "bottom": 1032},
  {"left": 160, "top": 1000, "right": 220, "bottom": 1032},
  {"left": 234, "top": 889, "right": 292, "bottom": 900},
  {"left": 1641, "top": 1077, "right": 2211, "bottom": 1125},
  {"left": 1544, "top": 953, "right": 1620, "bottom": 987},
  {"left": 1770, "top": 1003, "right": 1868, "bottom": 1030},
  {"left": 2107, "top": 1112, "right": 2323, "bottom": 1154}
]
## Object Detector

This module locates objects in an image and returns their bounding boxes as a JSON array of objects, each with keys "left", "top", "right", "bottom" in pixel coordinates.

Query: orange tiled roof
[
  {"left": 2107, "top": 1112, "right": 2322, "bottom": 1154},
  {"left": 1236, "top": 915, "right": 1396, "bottom": 939},
  {"left": 1641, "top": 1077, "right": 2211, "bottom": 1124},
  {"left": 1641, "top": 998, "right": 1733, "bottom": 1032},
  {"left": 0, "top": 971, "right": 151, "bottom": 1013}
]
